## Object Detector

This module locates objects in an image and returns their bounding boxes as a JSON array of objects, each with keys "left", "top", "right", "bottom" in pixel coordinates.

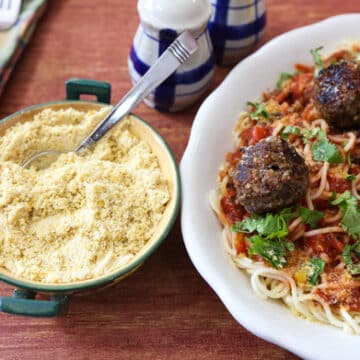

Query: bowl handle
[
  {"left": 66, "top": 78, "right": 111, "bottom": 104},
  {"left": 0, "top": 289, "right": 69, "bottom": 317}
]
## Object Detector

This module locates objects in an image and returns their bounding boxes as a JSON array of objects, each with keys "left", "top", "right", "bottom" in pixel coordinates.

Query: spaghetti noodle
[{"left": 210, "top": 45, "right": 360, "bottom": 334}]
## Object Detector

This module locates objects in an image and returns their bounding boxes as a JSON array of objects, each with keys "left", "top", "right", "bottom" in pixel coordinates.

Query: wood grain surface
[{"left": 1, "top": 1, "right": 360, "bottom": 359}]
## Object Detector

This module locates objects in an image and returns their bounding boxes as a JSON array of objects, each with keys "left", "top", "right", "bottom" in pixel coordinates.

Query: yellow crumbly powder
[{"left": 0, "top": 107, "right": 170, "bottom": 283}]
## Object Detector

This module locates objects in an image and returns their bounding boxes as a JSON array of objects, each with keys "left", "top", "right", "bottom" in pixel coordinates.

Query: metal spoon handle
[{"left": 74, "top": 31, "right": 198, "bottom": 153}]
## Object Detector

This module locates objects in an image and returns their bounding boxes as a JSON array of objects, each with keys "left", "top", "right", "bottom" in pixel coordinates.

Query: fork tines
[{"left": 168, "top": 40, "right": 192, "bottom": 64}]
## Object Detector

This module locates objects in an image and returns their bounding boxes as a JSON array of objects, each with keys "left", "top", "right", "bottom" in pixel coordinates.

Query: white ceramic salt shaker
[{"left": 128, "top": 0, "right": 215, "bottom": 112}]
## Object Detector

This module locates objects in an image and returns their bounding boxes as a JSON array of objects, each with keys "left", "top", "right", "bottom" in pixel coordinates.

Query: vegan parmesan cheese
[{"left": 0, "top": 107, "right": 170, "bottom": 283}]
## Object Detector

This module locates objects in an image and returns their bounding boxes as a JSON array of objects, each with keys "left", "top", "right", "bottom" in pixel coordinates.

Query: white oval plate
[{"left": 181, "top": 14, "right": 360, "bottom": 360}]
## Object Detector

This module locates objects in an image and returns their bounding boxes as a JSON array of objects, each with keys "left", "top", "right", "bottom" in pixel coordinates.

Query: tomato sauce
[
  {"left": 304, "top": 233, "right": 344, "bottom": 259},
  {"left": 316, "top": 284, "right": 360, "bottom": 312},
  {"left": 220, "top": 195, "right": 244, "bottom": 223},
  {"left": 328, "top": 176, "right": 351, "bottom": 193}
]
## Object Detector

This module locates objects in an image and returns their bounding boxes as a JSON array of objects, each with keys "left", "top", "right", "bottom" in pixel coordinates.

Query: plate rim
[{"left": 180, "top": 13, "right": 360, "bottom": 360}]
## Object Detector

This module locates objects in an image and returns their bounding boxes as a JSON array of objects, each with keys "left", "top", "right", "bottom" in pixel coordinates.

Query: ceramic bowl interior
[{"left": 0, "top": 101, "right": 180, "bottom": 292}]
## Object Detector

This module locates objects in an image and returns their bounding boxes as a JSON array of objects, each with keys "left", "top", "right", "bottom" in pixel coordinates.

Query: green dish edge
[{"left": 0, "top": 100, "right": 181, "bottom": 293}]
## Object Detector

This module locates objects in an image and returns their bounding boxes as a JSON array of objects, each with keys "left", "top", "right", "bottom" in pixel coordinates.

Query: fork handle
[{"left": 74, "top": 31, "right": 198, "bottom": 152}]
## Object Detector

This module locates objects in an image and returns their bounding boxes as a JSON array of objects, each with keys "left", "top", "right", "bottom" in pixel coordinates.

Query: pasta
[{"left": 210, "top": 45, "right": 360, "bottom": 334}]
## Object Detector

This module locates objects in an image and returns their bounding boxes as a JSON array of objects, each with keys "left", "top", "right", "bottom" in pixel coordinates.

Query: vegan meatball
[
  {"left": 232, "top": 136, "right": 309, "bottom": 214},
  {"left": 313, "top": 61, "right": 360, "bottom": 129}
]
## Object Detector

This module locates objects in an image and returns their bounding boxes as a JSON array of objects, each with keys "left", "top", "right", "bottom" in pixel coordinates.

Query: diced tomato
[
  {"left": 220, "top": 196, "right": 244, "bottom": 223},
  {"left": 295, "top": 63, "right": 314, "bottom": 73},
  {"left": 303, "top": 103, "right": 314, "bottom": 121},
  {"left": 241, "top": 125, "right": 271, "bottom": 146},
  {"left": 291, "top": 73, "right": 313, "bottom": 100},
  {"left": 324, "top": 50, "right": 352, "bottom": 66},
  {"left": 225, "top": 150, "right": 242, "bottom": 167},
  {"left": 234, "top": 233, "right": 246, "bottom": 254},
  {"left": 328, "top": 176, "right": 351, "bottom": 193},
  {"left": 252, "top": 125, "right": 271, "bottom": 143},
  {"left": 241, "top": 127, "right": 253, "bottom": 144},
  {"left": 304, "top": 233, "right": 344, "bottom": 258}
]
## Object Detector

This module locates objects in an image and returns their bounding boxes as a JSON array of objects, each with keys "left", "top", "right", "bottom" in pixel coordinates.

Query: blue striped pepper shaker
[
  {"left": 128, "top": 0, "right": 215, "bottom": 112},
  {"left": 208, "top": 0, "right": 266, "bottom": 66}
]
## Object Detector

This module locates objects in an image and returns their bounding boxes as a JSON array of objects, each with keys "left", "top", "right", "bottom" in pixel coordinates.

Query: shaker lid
[{"left": 138, "top": 0, "right": 212, "bottom": 31}]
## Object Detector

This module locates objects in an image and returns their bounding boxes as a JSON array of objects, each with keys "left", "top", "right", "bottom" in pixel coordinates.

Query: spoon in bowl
[{"left": 22, "top": 31, "right": 198, "bottom": 169}]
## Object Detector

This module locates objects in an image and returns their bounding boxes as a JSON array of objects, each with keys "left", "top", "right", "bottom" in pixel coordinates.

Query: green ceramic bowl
[{"left": 0, "top": 79, "right": 181, "bottom": 317}]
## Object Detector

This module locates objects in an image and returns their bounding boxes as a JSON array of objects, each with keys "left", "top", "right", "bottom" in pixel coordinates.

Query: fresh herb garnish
[
  {"left": 329, "top": 191, "right": 337, "bottom": 203},
  {"left": 342, "top": 241, "right": 360, "bottom": 275},
  {"left": 303, "top": 127, "right": 342, "bottom": 163},
  {"left": 247, "top": 235, "right": 288, "bottom": 269},
  {"left": 299, "top": 207, "right": 324, "bottom": 228},
  {"left": 232, "top": 212, "right": 288, "bottom": 239},
  {"left": 346, "top": 174, "right": 356, "bottom": 182},
  {"left": 302, "top": 128, "right": 324, "bottom": 144},
  {"left": 247, "top": 101, "right": 269, "bottom": 120},
  {"left": 312, "top": 138, "right": 344, "bottom": 163},
  {"left": 280, "top": 207, "right": 298, "bottom": 222},
  {"left": 310, "top": 46, "right": 324, "bottom": 74},
  {"left": 305, "top": 257, "right": 325, "bottom": 285},
  {"left": 286, "top": 242, "right": 295, "bottom": 252},
  {"left": 281, "top": 126, "right": 301, "bottom": 140},
  {"left": 276, "top": 72, "right": 293, "bottom": 88},
  {"left": 232, "top": 211, "right": 294, "bottom": 269},
  {"left": 331, "top": 191, "right": 360, "bottom": 239}
]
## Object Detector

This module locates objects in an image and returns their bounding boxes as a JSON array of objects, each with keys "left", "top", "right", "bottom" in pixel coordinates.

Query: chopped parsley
[
  {"left": 280, "top": 207, "right": 298, "bottom": 222},
  {"left": 342, "top": 241, "right": 360, "bottom": 275},
  {"left": 331, "top": 191, "right": 360, "bottom": 240},
  {"left": 346, "top": 174, "right": 356, "bottom": 182},
  {"left": 312, "top": 138, "right": 344, "bottom": 163},
  {"left": 302, "top": 128, "right": 324, "bottom": 144},
  {"left": 232, "top": 212, "right": 288, "bottom": 239},
  {"left": 276, "top": 72, "right": 293, "bottom": 88},
  {"left": 299, "top": 207, "right": 324, "bottom": 229},
  {"left": 232, "top": 211, "right": 294, "bottom": 269},
  {"left": 304, "top": 128, "right": 343, "bottom": 163},
  {"left": 296, "top": 128, "right": 343, "bottom": 163},
  {"left": 281, "top": 126, "right": 301, "bottom": 140},
  {"left": 246, "top": 101, "right": 269, "bottom": 120},
  {"left": 247, "top": 235, "right": 288, "bottom": 269},
  {"left": 305, "top": 257, "right": 325, "bottom": 285},
  {"left": 310, "top": 46, "right": 324, "bottom": 74}
]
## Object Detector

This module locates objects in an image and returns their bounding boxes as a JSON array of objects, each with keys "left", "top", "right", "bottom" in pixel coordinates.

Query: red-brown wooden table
[{"left": 0, "top": 1, "right": 359, "bottom": 359}]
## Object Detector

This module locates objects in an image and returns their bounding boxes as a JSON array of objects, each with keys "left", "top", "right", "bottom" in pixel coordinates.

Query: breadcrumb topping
[{"left": 0, "top": 107, "right": 169, "bottom": 283}]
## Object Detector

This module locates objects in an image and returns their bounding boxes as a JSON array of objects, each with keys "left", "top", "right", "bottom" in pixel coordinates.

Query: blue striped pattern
[
  {"left": 208, "top": 0, "right": 266, "bottom": 65},
  {"left": 210, "top": 1, "right": 256, "bottom": 10},
  {"left": 155, "top": 29, "right": 178, "bottom": 110},
  {"left": 128, "top": 27, "right": 215, "bottom": 112},
  {"left": 130, "top": 46, "right": 215, "bottom": 111},
  {"left": 211, "top": 0, "right": 230, "bottom": 66}
]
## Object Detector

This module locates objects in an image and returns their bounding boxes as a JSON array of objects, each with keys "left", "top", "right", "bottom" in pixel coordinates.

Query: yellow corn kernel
[{"left": 294, "top": 270, "right": 307, "bottom": 284}]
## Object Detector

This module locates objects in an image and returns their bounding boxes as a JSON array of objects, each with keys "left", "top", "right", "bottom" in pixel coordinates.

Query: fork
[{"left": 0, "top": 0, "right": 22, "bottom": 31}]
